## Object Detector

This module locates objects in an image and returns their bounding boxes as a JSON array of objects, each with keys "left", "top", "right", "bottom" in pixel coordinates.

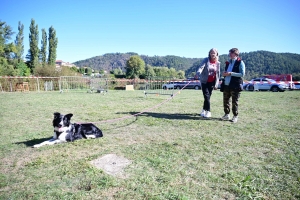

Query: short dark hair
[{"left": 229, "top": 48, "right": 239, "bottom": 56}]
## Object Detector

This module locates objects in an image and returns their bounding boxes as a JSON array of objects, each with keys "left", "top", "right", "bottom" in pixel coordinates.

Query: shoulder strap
[
  {"left": 225, "top": 61, "right": 230, "bottom": 71},
  {"left": 233, "top": 58, "right": 242, "bottom": 69},
  {"left": 225, "top": 58, "right": 242, "bottom": 70}
]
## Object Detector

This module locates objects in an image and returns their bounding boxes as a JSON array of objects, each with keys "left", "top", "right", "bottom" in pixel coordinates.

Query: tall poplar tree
[
  {"left": 0, "top": 20, "right": 17, "bottom": 76},
  {"left": 14, "top": 21, "right": 24, "bottom": 62},
  {"left": 39, "top": 28, "right": 47, "bottom": 66},
  {"left": 26, "top": 19, "right": 39, "bottom": 70},
  {"left": 47, "top": 26, "right": 58, "bottom": 66}
]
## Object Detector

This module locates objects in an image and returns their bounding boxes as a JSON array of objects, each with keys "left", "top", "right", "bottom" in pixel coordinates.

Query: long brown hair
[{"left": 208, "top": 48, "right": 219, "bottom": 61}]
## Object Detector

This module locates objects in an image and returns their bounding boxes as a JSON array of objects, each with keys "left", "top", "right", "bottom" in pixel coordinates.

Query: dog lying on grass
[{"left": 33, "top": 112, "right": 103, "bottom": 148}]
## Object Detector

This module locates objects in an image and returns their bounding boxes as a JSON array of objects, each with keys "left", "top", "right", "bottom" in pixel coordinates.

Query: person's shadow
[
  {"left": 14, "top": 137, "right": 52, "bottom": 147},
  {"left": 102, "top": 118, "right": 138, "bottom": 131},
  {"left": 116, "top": 111, "right": 221, "bottom": 121}
]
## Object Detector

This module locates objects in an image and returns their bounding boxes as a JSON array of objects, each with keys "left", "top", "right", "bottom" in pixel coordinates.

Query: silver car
[
  {"left": 291, "top": 82, "right": 300, "bottom": 90},
  {"left": 246, "top": 78, "right": 288, "bottom": 92},
  {"left": 174, "top": 81, "right": 201, "bottom": 90}
]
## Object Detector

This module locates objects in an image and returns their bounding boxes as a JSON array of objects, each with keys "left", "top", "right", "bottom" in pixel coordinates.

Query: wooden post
[
  {"left": 9, "top": 80, "right": 12, "bottom": 92},
  {"left": 37, "top": 77, "right": 40, "bottom": 92}
]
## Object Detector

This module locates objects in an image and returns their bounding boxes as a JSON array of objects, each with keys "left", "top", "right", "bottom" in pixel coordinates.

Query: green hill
[
  {"left": 74, "top": 53, "right": 198, "bottom": 72},
  {"left": 74, "top": 51, "right": 300, "bottom": 80},
  {"left": 186, "top": 51, "right": 300, "bottom": 80}
]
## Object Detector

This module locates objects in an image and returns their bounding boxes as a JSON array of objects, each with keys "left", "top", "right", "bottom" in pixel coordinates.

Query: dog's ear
[
  {"left": 65, "top": 113, "right": 73, "bottom": 119},
  {"left": 54, "top": 112, "right": 60, "bottom": 118}
]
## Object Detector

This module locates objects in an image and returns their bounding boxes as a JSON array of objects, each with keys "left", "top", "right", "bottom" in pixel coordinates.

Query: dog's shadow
[{"left": 14, "top": 137, "right": 52, "bottom": 147}]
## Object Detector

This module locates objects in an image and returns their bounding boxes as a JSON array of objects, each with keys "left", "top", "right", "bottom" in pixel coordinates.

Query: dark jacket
[{"left": 225, "top": 58, "right": 243, "bottom": 90}]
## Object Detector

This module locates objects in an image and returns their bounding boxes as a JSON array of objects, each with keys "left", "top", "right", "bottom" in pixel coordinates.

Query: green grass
[{"left": 0, "top": 90, "right": 299, "bottom": 199}]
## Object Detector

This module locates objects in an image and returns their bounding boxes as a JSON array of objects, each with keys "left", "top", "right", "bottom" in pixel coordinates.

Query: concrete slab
[{"left": 90, "top": 154, "right": 131, "bottom": 178}]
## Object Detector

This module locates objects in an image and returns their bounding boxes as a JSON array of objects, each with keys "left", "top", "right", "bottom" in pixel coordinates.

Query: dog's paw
[{"left": 32, "top": 144, "right": 40, "bottom": 148}]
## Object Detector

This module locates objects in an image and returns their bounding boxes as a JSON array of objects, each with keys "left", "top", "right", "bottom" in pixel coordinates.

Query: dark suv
[{"left": 174, "top": 81, "right": 201, "bottom": 90}]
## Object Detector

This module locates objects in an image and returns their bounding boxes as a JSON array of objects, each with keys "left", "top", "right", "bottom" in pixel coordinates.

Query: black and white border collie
[{"left": 33, "top": 112, "right": 103, "bottom": 148}]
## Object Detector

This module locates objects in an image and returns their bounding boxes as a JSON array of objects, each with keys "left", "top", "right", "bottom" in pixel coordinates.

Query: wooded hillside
[
  {"left": 74, "top": 53, "right": 198, "bottom": 72},
  {"left": 74, "top": 51, "right": 300, "bottom": 80}
]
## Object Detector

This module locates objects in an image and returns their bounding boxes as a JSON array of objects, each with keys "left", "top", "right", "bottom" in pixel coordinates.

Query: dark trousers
[
  {"left": 223, "top": 86, "right": 241, "bottom": 116},
  {"left": 201, "top": 82, "right": 214, "bottom": 111}
]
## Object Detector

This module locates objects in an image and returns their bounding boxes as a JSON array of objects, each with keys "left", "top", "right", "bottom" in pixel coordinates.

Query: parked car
[
  {"left": 293, "top": 82, "right": 300, "bottom": 90},
  {"left": 162, "top": 81, "right": 177, "bottom": 90},
  {"left": 245, "top": 78, "right": 288, "bottom": 92},
  {"left": 174, "top": 81, "right": 201, "bottom": 90}
]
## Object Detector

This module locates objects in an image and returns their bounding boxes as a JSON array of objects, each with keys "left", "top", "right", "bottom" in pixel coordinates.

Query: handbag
[{"left": 220, "top": 78, "right": 225, "bottom": 92}]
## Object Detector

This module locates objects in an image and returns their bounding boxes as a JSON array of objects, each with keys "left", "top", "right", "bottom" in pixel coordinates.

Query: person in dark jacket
[
  {"left": 220, "top": 48, "right": 245, "bottom": 123},
  {"left": 196, "top": 48, "right": 220, "bottom": 118}
]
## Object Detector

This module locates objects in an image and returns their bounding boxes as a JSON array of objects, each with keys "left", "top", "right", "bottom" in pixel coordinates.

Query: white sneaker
[
  {"left": 220, "top": 114, "right": 230, "bottom": 120},
  {"left": 204, "top": 111, "right": 211, "bottom": 118},
  {"left": 231, "top": 116, "right": 238, "bottom": 123},
  {"left": 200, "top": 109, "right": 206, "bottom": 117}
]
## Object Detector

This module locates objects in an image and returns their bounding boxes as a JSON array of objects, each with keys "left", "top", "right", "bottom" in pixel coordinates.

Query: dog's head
[{"left": 53, "top": 112, "right": 73, "bottom": 129}]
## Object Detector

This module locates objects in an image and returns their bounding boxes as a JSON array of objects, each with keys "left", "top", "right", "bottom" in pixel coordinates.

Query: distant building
[{"left": 55, "top": 60, "right": 77, "bottom": 68}]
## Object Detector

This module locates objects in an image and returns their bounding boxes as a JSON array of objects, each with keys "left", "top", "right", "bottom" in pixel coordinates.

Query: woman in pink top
[{"left": 196, "top": 48, "right": 220, "bottom": 118}]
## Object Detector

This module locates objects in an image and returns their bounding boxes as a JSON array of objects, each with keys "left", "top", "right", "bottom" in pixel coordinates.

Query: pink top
[{"left": 207, "top": 62, "right": 217, "bottom": 82}]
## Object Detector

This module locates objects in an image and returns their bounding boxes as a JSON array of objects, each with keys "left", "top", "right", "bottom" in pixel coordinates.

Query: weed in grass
[
  {"left": 25, "top": 157, "right": 47, "bottom": 168},
  {"left": 0, "top": 173, "right": 8, "bottom": 188}
]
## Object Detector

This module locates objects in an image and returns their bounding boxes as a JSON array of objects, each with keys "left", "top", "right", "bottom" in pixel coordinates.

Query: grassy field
[{"left": 0, "top": 89, "right": 299, "bottom": 199}]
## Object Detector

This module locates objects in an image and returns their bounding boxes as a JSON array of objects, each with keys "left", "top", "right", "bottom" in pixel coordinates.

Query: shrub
[{"left": 33, "top": 65, "right": 80, "bottom": 77}]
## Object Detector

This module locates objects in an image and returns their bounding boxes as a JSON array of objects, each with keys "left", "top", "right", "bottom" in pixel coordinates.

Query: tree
[
  {"left": 293, "top": 74, "right": 300, "bottom": 81},
  {"left": 16, "top": 61, "right": 30, "bottom": 76},
  {"left": 14, "top": 21, "right": 24, "bottom": 62},
  {"left": 168, "top": 67, "right": 177, "bottom": 78},
  {"left": 0, "top": 21, "right": 15, "bottom": 59},
  {"left": 26, "top": 19, "right": 39, "bottom": 70},
  {"left": 0, "top": 20, "right": 17, "bottom": 76},
  {"left": 153, "top": 67, "right": 169, "bottom": 77},
  {"left": 70, "top": 66, "right": 78, "bottom": 73},
  {"left": 48, "top": 26, "right": 58, "bottom": 66},
  {"left": 177, "top": 70, "right": 185, "bottom": 79},
  {"left": 126, "top": 55, "right": 145, "bottom": 78},
  {"left": 85, "top": 67, "right": 92, "bottom": 76},
  {"left": 112, "top": 67, "right": 123, "bottom": 75},
  {"left": 79, "top": 67, "right": 85, "bottom": 74},
  {"left": 0, "top": 61, "right": 16, "bottom": 76},
  {"left": 145, "top": 64, "right": 156, "bottom": 78},
  {"left": 39, "top": 28, "right": 47, "bottom": 66}
]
